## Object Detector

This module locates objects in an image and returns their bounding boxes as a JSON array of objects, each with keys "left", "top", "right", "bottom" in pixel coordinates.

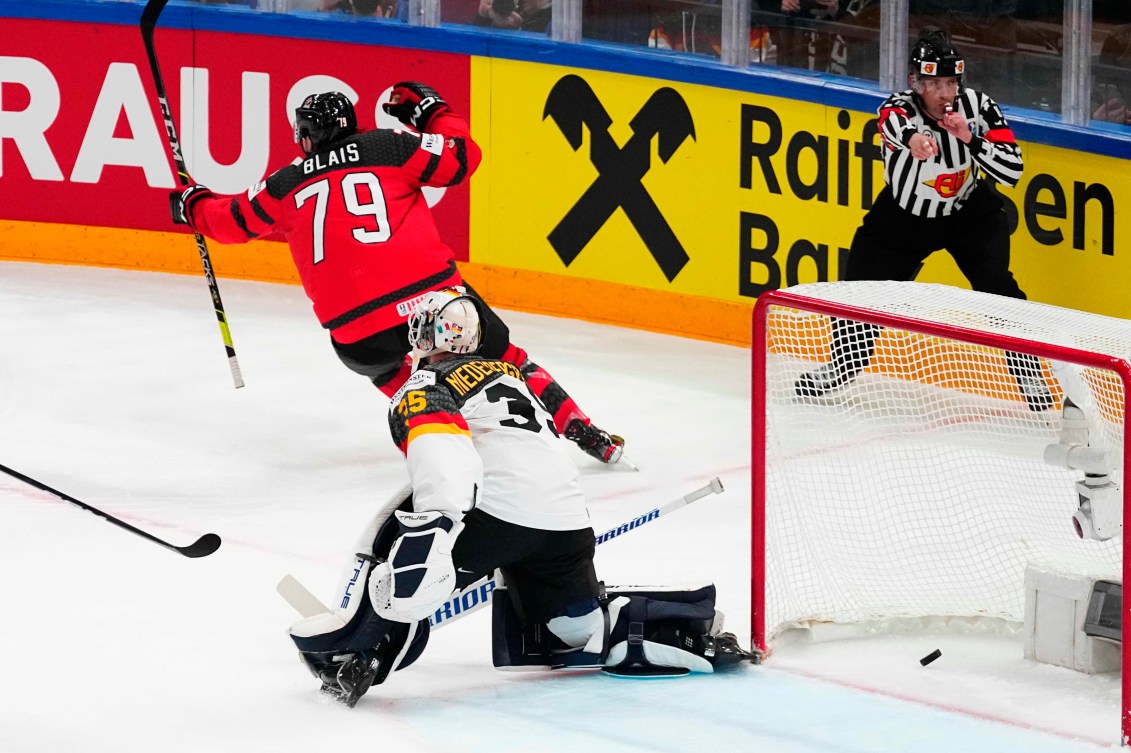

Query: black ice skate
[
  {"left": 794, "top": 363, "right": 851, "bottom": 399},
  {"left": 318, "top": 652, "right": 382, "bottom": 708},
  {"left": 1014, "top": 373, "right": 1055, "bottom": 412},
  {"left": 1005, "top": 352, "right": 1055, "bottom": 412},
  {"left": 700, "top": 632, "right": 761, "bottom": 669},
  {"left": 565, "top": 419, "right": 624, "bottom": 464}
]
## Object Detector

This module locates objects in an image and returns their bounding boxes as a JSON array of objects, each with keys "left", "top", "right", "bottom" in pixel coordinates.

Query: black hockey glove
[
  {"left": 170, "top": 184, "right": 214, "bottom": 228},
  {"left": 382, "top": 82, "right": 449, "bottom": 132}
]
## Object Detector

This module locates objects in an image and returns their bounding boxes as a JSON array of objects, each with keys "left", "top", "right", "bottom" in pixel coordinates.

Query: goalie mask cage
[{"left": 751, "top": 281, "right": 1130, "bottom": 744}]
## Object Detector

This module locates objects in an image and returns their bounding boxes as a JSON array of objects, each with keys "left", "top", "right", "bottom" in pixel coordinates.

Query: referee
[{"left": 796, "top": 26, "right": 1052, "bottom": 411}]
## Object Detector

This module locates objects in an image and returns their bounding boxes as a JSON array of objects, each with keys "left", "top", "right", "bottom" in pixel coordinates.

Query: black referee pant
[
  {"left": 812, "top": 182, "right": 1049, "bottom": 410},
  {"left": 846, "top": 181, "right": 1024, "bottom": 298}
]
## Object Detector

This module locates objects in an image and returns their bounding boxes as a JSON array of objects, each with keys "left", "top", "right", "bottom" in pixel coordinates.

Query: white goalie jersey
[{"left": 388, "top": 355, "right": 591, "bottom": 531}]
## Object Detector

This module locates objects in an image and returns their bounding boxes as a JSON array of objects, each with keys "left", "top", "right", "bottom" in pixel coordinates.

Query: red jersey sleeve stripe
[
  {"left": 879, "top": 106, "right": 910, "bottom": 124},
  {"left": 407, "top": 411, "right": 469, "bottom": 431},
  {"left": 984, "top": 127, "right": 1016, "bottom": 143}
]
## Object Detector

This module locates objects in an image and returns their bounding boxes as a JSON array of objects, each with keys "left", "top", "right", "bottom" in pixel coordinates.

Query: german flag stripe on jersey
[{"left": 400, "top": 411, "right": 471, "bottom": 453}]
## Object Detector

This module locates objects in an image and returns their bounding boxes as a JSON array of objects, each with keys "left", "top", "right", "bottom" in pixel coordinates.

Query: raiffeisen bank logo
[{"left": 542, "top": 75, "right": 696, "bottom": 282}]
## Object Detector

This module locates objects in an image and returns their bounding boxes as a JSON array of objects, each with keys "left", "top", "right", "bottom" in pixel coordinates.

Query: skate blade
[{"left": 319, "top": 684, "right": 362, "bottom": 708}]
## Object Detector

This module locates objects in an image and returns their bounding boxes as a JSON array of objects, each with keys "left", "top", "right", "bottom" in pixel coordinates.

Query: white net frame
[{"left": 751, "top": 282, "right": 1130, "bottom": 678}]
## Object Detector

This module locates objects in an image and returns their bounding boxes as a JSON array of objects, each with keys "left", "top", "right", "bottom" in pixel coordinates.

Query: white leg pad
[{"left": 546, "top": 603, "right": 611, "bottom": 650}]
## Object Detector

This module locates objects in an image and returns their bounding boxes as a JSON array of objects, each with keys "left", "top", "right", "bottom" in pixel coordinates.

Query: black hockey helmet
[
  {"left": 908, "top": 27, "right": 965, "bottom": 82},
  {"left": 294, "top": 92, "right": 358, "bottom": 156}
]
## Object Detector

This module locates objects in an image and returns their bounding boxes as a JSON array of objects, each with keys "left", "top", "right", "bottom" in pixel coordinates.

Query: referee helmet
[{"left": 909, "top": 27, "right": 965, "bottom": 85}]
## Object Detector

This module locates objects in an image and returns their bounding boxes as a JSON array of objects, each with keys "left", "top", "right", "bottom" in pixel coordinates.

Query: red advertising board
[{"left": 0, "top": 18, "right": 473, "bottom": 257}]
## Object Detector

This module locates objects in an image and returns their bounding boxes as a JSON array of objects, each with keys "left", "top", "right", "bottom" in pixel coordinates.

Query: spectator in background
[
  {"left": 647, "top": 5, "right": 726, "bottom": 59},
  {"left": 473, "top": 0, "right": 551, "bottom": 32},
  {"left": 320, "top": 0, "right": 407, "bottom": 18},
  {"left": 779, "top": 0, "right": 880, "bottom": 78},
  {"left": 473, "top": 0, "right": 524, "bottom": 29},
  {"left": 780, "top": 0, "right": 839, "bottom": 17},
  {"left": 519, "top": 0, "right": 552, "bottom": 32},
  {"left": 774, "top": 0, "right": 841, "bottom": 69},
  {"left": 1093, "top": 25, "right": 1131, "bottom": 126},
  {"left": 909, "top": 0, "right": 1018, "bottom": 53},
  {"left": 828, "top": 0, "right": 881, "bottom": 78}
]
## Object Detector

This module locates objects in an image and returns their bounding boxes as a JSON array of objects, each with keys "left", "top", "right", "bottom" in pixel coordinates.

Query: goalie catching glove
[
  {"left": 382, "top": 82, "right": 450, "bottom": 132},
  {"left": 370, "top": 510, "right": 462, "bottom": 622}
]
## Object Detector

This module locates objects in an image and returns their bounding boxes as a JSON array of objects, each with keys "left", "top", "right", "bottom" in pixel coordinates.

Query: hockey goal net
[{"left": 752, "top": 281, "right": 1129, "bottom": 729}]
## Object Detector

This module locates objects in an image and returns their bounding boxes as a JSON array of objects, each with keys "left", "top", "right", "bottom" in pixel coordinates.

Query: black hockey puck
[{"left": 919, "top": 649, "right": 942, "bottom": 666}]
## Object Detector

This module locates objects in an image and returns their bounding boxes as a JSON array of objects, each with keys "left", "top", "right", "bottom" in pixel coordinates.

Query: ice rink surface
[{"left": 0, "top": 262, "right": 1120, "bottom": 751}]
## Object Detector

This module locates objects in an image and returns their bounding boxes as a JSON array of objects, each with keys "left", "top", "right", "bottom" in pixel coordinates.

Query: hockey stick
[
  {"left": 0, "top": 462, "right": 221, "bottom": 558},
  {"left": 277, "top": 477, "right": 725, "bottom": 625},
  {"left": 432, "top": 476, "right": 725, "bottom": 627},
  {"left": 278, "top": 483, "right": 414, "bottom": 617},
  {"left": 140, "top": 0, "right": 244, "bottom": 389}
]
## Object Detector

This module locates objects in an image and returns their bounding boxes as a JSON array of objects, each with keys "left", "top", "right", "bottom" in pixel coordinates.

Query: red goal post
[{"left": 751, "top": 281, "right": 1131, "bottom": 743}]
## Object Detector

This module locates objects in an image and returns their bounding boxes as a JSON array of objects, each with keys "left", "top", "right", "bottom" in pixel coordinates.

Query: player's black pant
[
  {"left": 453, "top": 509, "right": 600, "bottom": 625},
  {"left": 330, "top": 282, "right": 513, "bottom": 386}
]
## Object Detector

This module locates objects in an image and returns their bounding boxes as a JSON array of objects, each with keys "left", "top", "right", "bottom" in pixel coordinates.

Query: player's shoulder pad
[
  {"left": 389, "top": 368, "right": 438, "bottom": 411},
  {"left": 362, "top": 127, "right": 421, "bottom": 146},
  {"left": 265, "top": 161, "right": 305, "bottom": 200},
  {"left": 354, "top": 128, "right": 424, "bottom": 167}
]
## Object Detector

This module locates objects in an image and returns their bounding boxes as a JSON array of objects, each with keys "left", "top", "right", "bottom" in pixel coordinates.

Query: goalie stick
[
  {"left": 0, "top": 462, "right": 221, "bottom": 558},
  {"left": 140, "top": 0, "right": 244, "bottom": 389},
  {"left": 277, "top": 477, "right": 725, "bottom": 625}
]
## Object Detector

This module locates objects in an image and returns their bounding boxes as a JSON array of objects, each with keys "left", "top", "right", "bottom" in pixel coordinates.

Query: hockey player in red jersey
[{"left": 171, "top": 83, "right": 622, "bottom": 463}]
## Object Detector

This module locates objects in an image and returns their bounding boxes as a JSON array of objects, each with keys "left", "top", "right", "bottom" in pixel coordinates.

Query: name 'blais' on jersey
[
  {"left": 878, "top": 87, "right": 1023, "bottom": 218},
  {"left": 188, "top": 121, "right": 477, "bottom": 343},
  {"left": 389, "top": 355, "right": 590, "bottom": 532}
]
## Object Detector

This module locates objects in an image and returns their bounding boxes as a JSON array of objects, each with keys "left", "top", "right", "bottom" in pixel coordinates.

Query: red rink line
[{"left": 773, "top": 664, "right": 1115, "bottom": 749}]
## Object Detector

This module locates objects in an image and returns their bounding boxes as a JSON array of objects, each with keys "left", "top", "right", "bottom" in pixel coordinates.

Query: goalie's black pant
[{"left": 453, "top": 509, "right": 601, "bottom": 625}]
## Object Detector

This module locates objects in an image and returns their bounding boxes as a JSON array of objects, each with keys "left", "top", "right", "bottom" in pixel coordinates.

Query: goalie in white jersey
[
  {"left": 287, "top": 288, "right": 754, "bottom": 706},
  {"left": 796, "top": 26, "right": 1053, "bottom": 412}
]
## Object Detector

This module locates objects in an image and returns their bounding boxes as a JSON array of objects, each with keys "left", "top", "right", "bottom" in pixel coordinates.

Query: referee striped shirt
[{"left": 877, "top": 88, "right": 1023, "bottom": 218}]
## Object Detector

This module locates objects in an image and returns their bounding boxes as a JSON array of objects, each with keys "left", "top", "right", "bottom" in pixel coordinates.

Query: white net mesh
[{"left": 758, "top": 281, "right": 1126, "bottom": 643}]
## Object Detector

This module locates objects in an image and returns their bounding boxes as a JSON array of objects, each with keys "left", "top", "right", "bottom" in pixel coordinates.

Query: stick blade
[
  {"left": 178, "top": 533, "right": 221, "bottom": 558},
  {"left": 277, "top": 575, "right": 330, "bottom": 618}
]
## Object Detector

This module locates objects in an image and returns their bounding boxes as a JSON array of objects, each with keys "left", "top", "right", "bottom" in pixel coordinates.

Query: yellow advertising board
[{"left": 470, "top": 57, "right": 1128, "bottom": 344}]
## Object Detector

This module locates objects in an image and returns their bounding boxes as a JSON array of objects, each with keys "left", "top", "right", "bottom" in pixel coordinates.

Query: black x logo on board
[{"left": 543, "top": 75, "right": 696, "bottom": 282}]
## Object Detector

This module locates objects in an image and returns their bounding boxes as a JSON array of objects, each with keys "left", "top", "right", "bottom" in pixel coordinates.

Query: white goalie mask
[{"left": 408, "top": 287, "right": 483, "bottom": 361}]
